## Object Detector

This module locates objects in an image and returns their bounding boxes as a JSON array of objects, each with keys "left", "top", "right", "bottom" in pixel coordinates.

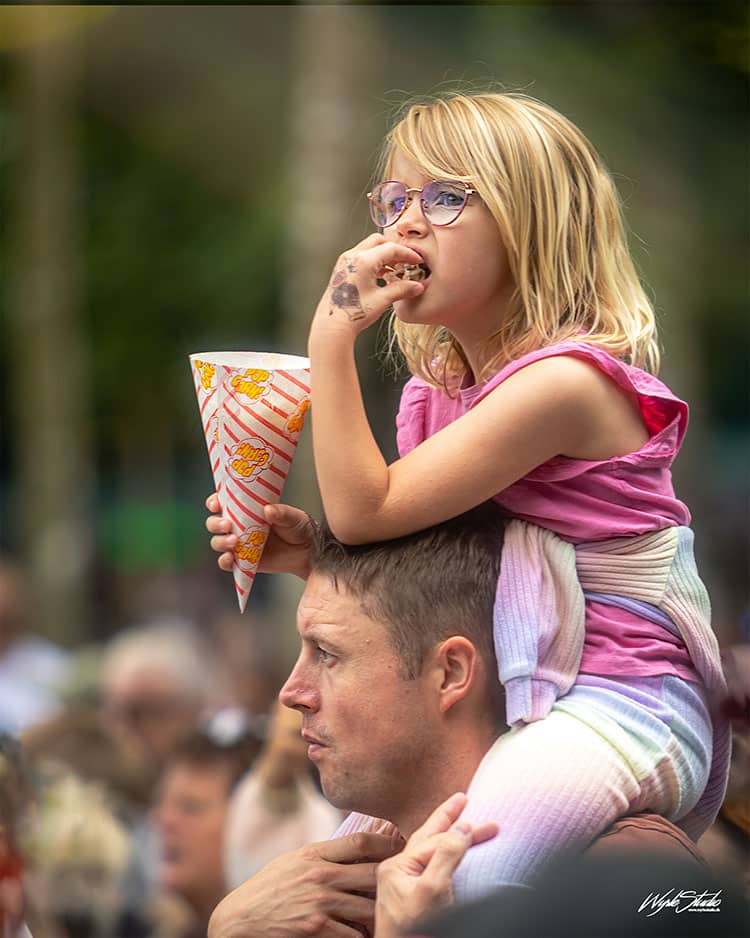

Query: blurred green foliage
[{"left": 0, "top": 2, "right": 746, "bottom": 634}]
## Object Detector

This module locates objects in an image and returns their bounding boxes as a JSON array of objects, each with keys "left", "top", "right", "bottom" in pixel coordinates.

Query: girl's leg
[{"left": 453, "top": 675, "right": 712, "bottom": 901}]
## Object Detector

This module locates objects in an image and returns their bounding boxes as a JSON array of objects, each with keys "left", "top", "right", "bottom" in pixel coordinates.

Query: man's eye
[{"left": 317, "top": 646, "right": 335, "bottom": 663}]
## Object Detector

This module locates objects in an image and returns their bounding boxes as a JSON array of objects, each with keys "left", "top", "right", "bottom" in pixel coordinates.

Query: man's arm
[{"left": 209, "top": 832, "right": 404, "bottom": 938}]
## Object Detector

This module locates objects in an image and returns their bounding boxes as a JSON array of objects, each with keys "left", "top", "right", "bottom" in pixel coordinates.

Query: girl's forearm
[{"left": 309, "top": 322, "right": 393, "bottom": 544}]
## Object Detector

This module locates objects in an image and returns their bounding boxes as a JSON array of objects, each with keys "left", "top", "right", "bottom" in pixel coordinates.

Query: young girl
[{"left": 208, "top": 91, "right": 728, "bottom": 899}]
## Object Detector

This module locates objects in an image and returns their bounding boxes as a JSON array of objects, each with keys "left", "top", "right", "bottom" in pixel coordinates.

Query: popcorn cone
[{"left": 189, "top": 352, "right": 311, "bottom": 611}]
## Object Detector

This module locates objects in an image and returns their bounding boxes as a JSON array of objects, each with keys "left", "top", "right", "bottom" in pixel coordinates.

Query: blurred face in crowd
[
  {"left": 103, "top": 670, "right": 200, "bottom": 766},
  {"left": 153, "top": 760, "right": 233, "bottom": 915},
  {"left": 0, "top": 562, "right": 25, "bottom": 654},
  {"left": 279, "top": 573, "right": 444, "bottom": 827}
]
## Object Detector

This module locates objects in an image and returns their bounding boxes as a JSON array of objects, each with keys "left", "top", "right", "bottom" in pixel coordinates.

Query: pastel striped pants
[{"left": 335, "top": 673, "right": 714, "bottom": 902}]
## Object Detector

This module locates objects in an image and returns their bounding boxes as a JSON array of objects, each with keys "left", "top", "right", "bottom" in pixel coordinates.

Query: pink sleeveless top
[{"left": 396, "top": 341, "right": 699, "bottom": 680}]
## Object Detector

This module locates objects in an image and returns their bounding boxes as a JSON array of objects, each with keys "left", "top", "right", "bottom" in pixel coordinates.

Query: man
[
  {"left": 207, "top": 502, "right": 711, "bottom": 938},
  {"left": 210, "top": 502, "right": 505, "bottom": 938},
  {"left": 153, "top": 729, "right": 261, "bottom": 937},
  {"left": 278, "top": 504, "right": 506, "bottom": 844},
  {"left": 101, "top": 617, "right": 217, "bottom": 793}
]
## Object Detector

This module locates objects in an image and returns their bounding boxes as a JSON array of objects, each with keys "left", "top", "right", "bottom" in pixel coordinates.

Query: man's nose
[{"left": 279, "top": 660, "right": 318, "bottom": 712}]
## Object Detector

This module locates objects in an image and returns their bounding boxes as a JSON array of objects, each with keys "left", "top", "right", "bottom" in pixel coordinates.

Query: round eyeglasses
[{"left": 367, "top": 179, "right": 476, "bottom": 229}]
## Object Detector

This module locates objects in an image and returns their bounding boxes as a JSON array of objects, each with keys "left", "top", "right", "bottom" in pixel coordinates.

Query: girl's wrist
[{"left": 309, "top": 308, "right": 361, "bottom": 353}]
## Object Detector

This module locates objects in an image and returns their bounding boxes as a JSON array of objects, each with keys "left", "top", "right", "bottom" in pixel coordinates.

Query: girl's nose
[{"left": 395, "top": 194, "right": 427, "bottom": 238}]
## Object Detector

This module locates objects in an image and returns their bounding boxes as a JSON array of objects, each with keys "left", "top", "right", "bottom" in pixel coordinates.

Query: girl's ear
[{"left": 432, "top": 636, "right": 478, "bottom": 713}]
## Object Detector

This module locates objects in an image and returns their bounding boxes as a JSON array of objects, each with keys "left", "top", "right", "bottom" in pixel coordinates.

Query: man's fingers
[
  {"left": 322, "top": 892, "right": 376, "bottom": 934},
  {"left": 324, "top": 920, "right": 372, "bottom": 938},
  {"left": 218, "top": 551, "right": 235, "bottom": 572},
  {"left": 314, "top": 832, "right": 404, "bottom": 865},
  {"left": 419, "top": 828, "right": 474, "bottom": 887},
  {"left": 390, "top": 819, "right": 499, "bottom": 876},
  {"left": 264, "top": 503, "right": 313, "bottom": 540},
  {"left": 420, "top": 821, "right": 499, "bottom": 881},
  {"left": 469, "top": 821, "right": 499, "bottom": 846}
]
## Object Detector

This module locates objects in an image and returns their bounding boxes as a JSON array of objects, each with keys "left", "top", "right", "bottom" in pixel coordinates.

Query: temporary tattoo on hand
[{"left": 328, "top": 261, "right": 366, "bottom": 322}]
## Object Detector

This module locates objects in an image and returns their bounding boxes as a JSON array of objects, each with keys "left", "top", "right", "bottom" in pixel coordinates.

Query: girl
[{"left": 207, "top": 92, "right": 728, "bottom": 899}]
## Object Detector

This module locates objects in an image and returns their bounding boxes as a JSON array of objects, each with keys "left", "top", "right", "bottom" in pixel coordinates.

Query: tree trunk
[
  {"left": 7, "top": 13, "right": 92, "bottom": 644},
  {"left": 275, "top": 3, "right": 382, "bottom": 650}
]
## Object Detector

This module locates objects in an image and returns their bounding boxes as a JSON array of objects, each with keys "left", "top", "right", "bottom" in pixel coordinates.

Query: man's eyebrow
[{"left": 300, "top": 622, "right": 345, "bottom": 652}]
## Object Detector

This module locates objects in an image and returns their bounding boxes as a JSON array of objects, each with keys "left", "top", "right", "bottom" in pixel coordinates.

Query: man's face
[
  {"left": 279, "top": 573, "right": 439, "bottom": 823},
  {"left": 103, "top": 672, "right": 198, "bottom": 765},
  {"left": 153, "top": 762, "right": 231, "bottom": 904}
]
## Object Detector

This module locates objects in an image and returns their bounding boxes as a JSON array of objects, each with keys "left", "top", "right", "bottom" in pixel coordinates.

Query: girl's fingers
[
  {"left": 205, "top": 492, "right": 221, "bottom": 512},
  {"left": 374, "top": 278, "right": 425, "bottom": 309},
  {"left": 366, "top": 240, "right": 424, "bottom": 272}
]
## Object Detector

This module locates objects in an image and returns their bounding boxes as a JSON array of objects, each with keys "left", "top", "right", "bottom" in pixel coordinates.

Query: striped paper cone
[{"left": 189, "top": 352, "right": 311, "bottom": 611}]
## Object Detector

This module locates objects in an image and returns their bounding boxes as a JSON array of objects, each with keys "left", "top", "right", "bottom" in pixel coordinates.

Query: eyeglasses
[{"left": 367, "top": 179, "right": 476, "bottom": 229}]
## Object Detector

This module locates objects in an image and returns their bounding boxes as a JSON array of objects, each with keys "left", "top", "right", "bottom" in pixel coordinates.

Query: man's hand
[
  {"left": 208, "top": 832, "right": 404, "bottom": 938},
  {"left": 205, "top": 496, "right": 313, "bottom": 578},
  {"left": 374, "top": 793, "right": 498, "bottom": 938}
]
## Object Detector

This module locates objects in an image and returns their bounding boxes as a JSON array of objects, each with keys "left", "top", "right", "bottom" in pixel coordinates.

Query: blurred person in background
[
  {"left": 23, "top": 772, "right": 133, "bottom": 938},
  {"left": 208, "top": 610, "right": 287, "bottom": 740},
  {"left": 100, "top": 616, "right": 220, "bottom": 793},
  {"left": 0, "top": 557, "right": 72, "bottom": 735},
  {"left": 21, "top": 707, "right": 155, "bottom": 935},
  {"left": 698, "top": 639, "right": 750, "bottom": 893},
  {"left": 0, "top": 735, "right": 32, "bottom": 938},
  {"left": 151, "top": 725, "right": 261, "bottom": 938},
  {"left": 224, "top": 701, "right": 342, "bottom": 888}
]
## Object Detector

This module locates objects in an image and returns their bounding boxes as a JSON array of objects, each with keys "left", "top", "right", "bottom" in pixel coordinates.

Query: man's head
[
  {"left": 0, "top": 558, "right": 27, "bottom": 655},
  {"left": 280, "top": 503, "right": 505, "bottom": 834},
  {"left": 101, "top": 618, "right": 216, "bottom": 778},
  {"left": 153, "top": 731, "right": 259, "bottom": 922}
]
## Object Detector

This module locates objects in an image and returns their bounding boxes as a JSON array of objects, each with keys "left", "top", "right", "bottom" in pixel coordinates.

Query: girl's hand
[
  {"left": 312, "top": 233, "right": 425, "bottom": 336},
  {"left": 204, "top": 494, "right": 313, "bottom": 579},
  {"left": 374, "top": 793, "right": 498, "bottom": 938}
]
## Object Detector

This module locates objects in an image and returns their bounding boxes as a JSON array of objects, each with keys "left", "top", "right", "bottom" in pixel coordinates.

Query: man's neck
[{"left": 391, "top": 727, "right": 497, "bottom": 838}]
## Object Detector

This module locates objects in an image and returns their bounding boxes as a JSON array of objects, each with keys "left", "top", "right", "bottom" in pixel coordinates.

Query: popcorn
[{"left": 384, "top": 263, "right": 430, "bottom": 283}]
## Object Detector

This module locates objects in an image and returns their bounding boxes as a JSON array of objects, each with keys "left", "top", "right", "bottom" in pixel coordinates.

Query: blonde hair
[{"left": 378, "top": 92, "right": 659, "bottom": 387}]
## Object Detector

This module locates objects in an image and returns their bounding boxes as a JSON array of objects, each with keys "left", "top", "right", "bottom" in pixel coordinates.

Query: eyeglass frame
[{"left": 367, "top": 179, "right": 477, "bottom": 229}]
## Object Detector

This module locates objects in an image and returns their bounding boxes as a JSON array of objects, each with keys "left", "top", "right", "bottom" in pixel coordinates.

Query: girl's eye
[{"left": 434, "top": 189, "right": 463, "bottom": 207}]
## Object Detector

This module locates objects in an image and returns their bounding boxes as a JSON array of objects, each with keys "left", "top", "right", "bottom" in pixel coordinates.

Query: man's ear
[{"left": 432, "top": 636, "right": 478, "bottom": 714}]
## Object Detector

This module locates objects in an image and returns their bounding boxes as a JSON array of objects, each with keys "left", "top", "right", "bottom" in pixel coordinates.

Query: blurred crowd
[
  {"left": 0, "top": 550, "right": 747, "bottom": 937},
  {"left": 0, "top": 554, "right": 340, "bottom": 938}
]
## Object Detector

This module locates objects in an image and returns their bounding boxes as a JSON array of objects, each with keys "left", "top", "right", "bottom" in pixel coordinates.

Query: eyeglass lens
[{"left": 369, "top": 181, "right": 469, "bottom": 228}]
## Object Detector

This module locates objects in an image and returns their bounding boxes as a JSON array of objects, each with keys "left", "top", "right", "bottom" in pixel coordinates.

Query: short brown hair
[
  {"left": 310, "top": 503, "right": 505, "bottom": 695},
  {"left": 165, "top": 729, "right": 262, "bottom": 795}
]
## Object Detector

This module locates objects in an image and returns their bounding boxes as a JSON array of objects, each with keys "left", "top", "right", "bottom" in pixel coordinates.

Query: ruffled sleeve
[{"left": 395, "top": 377, "right": 431, "bottom": 457}]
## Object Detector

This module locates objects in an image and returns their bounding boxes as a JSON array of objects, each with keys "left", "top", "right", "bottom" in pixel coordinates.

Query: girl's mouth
[{"left": 386, "top": 262, "right": 431, "bottom": 283}]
